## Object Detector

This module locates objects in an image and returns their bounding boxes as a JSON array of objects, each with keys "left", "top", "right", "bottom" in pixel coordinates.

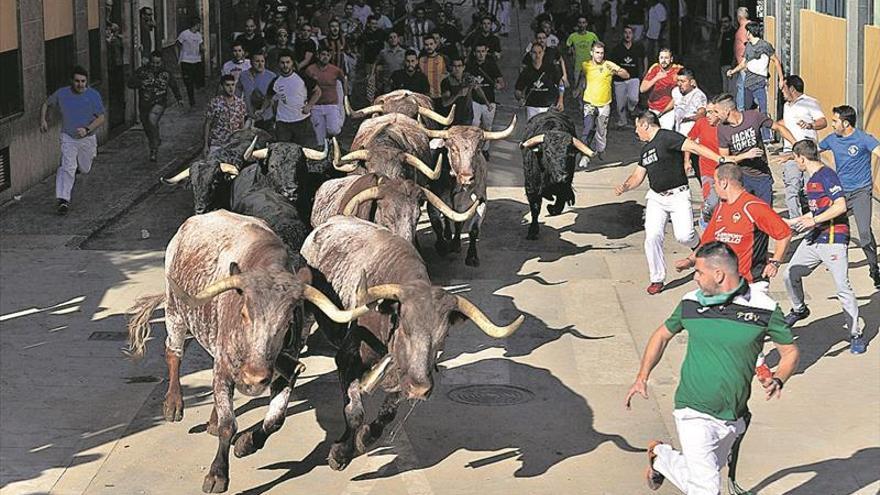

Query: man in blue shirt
[
  {"left": 40, "top": 66, "right": 106, "bottom": 215},
  {"left": 783, "top": 140, "right": 863, "bottom": 353},
  {"left": 819, "top": 105, "right": 880, "bottom": 289},
  {"left": 235, "top": 51, "right": 276, "bottom": 132}
]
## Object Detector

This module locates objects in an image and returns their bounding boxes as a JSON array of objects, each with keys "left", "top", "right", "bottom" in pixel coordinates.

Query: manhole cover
[{"left": 447, "top": 384, "right": 534, "bottom": 406}]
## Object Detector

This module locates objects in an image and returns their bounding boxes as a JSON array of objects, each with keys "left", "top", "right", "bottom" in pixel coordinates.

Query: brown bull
[
  {"left": 333, "top": 114, "right": 438, "bottom": 181},
  {"left": 301, "top": 216, "right": 523, "bottom": 471},
  {"left": 126, "top": 211, "right": 378, "bottom": 493},
  {"left": 345, "top": 89, "right": 454, "bottom": 126}
]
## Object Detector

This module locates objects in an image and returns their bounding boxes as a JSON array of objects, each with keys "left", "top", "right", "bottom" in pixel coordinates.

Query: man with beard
[
  {"left": 390, "top": 50, "right": 431, "bottom": 94},
  {"left": 267, "top": 27, "right": 294, "bottom": 72},
  {"left": 515, "top": 42, "right": 563, "bottom": 118},
  {"left": 435, "top": 10, "right": 464, "bottom": 59},
  {"left": 236, "top": 51, "right": 277, "bottom": 132},
  {"left": 521, "top": 31, "right": 568, "bottom": 87},
  {"left": 640, "top": 47, "right": 680, "bottom": 130},
  {"left": 419, "top": 35, "right": 448, "bottom": 109},
  {"left": 778, "top": 75, "right": 826, "bottom": 220},
  {"left": 305, "top": 47, "right": 347, "bottom": 142},
  {"left": 468, "top": 43, "right": 504, "bottom": 158},
  {"left": 465, "top": 16, "right": 501, "bottom": 60},
  {"left": 204, "top": 75, "right": 247, "bottom": 155},
  {"left": 372, "top": 31, "right": 407, "bottom": 93},
  {"left": 322, "top": 19, "right": 350, "bottom": 71},
  {"left": 576, "top": 41, "right": 629, "bottom": 165},
  {"left": 670, "top": 68, "right": 706, "bottom": 137},
  {"left": 566, "top": 16, "right": 600, "bottom": 84},
  {"left": 441, "top": 56, "right": 486, "bottom": 125},
  {"left": 609, "top": 25, "right": 645, "bottom": 128},
  {"left": 235, "top": 18, "right": 267, "bottom": 59},
  {"left": 268, "top": 50, "right": 321, "bottom": 145},
  {"left": 127, "top": 51, "right": 182, "bottom": 161},
  {"left": 294, "top": 23, "right": 319, "bottom": 69}
]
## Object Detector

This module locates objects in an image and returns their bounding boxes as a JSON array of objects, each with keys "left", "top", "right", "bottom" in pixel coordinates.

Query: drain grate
[
  {"left": 447, "top": 384, "right": 535, "bottom": 406},
  {"left": 88, "top": 331, "right": 128, "bottom": 341}
]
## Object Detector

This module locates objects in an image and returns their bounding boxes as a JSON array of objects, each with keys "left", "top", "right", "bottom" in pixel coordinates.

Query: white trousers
[
  {"left": 310, "top": 104, "right": 343, "bottom": 143},
  {"left": 472, "top": 102, "right": 496, "bottom": 151},
  {"left": 659, "top": 111, "right": 676, "bottom": 130},
  {"left": 56, "top": 133, "right": 97, "bottom": 201},
  {"left": 654, "top": 408, "right": 746, "bottom": 495},
  {"left": 644, "top": 188, "right": 698, "bottom": 283},
  {"left": 526, "top": 106, "right": 549, "bottom": 119}
]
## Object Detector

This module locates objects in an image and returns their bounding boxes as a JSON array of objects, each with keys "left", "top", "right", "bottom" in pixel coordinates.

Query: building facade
[{"left": 0, "top": 0, "right": 219, "bottom": 203}]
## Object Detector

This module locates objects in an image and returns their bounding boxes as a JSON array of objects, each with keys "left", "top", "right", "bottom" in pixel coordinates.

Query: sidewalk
[{"left": 0, "top": 100, "right": 206, "bottom": 250}]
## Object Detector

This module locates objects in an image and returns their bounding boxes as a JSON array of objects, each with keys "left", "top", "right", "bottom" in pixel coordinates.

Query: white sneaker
[{"left": 577, "top": 155, "right": 590, "bottom": 170}]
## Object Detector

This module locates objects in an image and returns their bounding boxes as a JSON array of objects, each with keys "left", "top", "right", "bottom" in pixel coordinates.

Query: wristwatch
[
  {"left": 718, "top": 155, "right": 728, "bottom": 164},
  {"left": 768, "top": 259, "right": 781, "bottom": 268},
  {"left": 772, "top": 377, "right": 784, "bottom": 390}
]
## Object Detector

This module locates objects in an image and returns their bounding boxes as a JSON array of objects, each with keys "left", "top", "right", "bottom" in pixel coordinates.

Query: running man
[
  {"left": 576, "top": 41, "right": 630, "bottom": 165},
  {"left": 778, "top": 75, "right": 826, "bottom": 219},
  {"left": 640, "top": 48, "right": 681, "bottom": 130}
]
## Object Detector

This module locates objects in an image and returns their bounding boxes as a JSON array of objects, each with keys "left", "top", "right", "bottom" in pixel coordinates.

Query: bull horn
[
  {"left": 521, "top": 134, "right": 545, "bottom": 149},
  {"left": 424, "top": 128, "right": 450, "bottom": 139},
  {"left": 334, "top": 149, "right": 369, "bottom": 172},
  {"left": 454, "top": 295, "right": 524, "bottom": 338},
  {"left": 344, "top": 95, "right": 353, "bottom": 116},
  {"left": 359, "top": 354, "right": 393, "bottom": 394},
  {"left": 302, "top": 285, "right": 372, "bottom": 323},
  {"left": 168, "top": 275, "right": 243, "bottom": 308},
  {"left": 243, "top": 135, "right": 258, "bottom": 161},
  {"left": 417, "top": 105, "right": 455, "bottom": 126},
  {"left": 161, "top": 168, "right": 190, "bottom": 185},
  {"left": 572, "top": 137, "right": 595, "bottom": 157},
  {"left": 365, "top": 284, "right": 404, "bottom": 301},
  {"left": 342, "top": 186, "right": 383, "bottom": 216},
  {"left": 404, "top": 153, "right": 442, "bottom": 180},
  {"left": 349, "top": 99, "right": 385, "bottom": 118},
  {"left": 421, "top": 187, "right": 480, "bottom": 222},
  {"left": 219, "top": 163, "right": 239, "bottom": 175},
  {"left": 482, "top": 115, "right": 517, "bottom": 141},
  {"left": 302, "top": 142, "right": 329, "bottom": 161},
  {"left": 251, "top": 148, "right": 269, "bottom": 160},
  {"left": 332, "top": 137, "right": 341, "bottom": 165}
]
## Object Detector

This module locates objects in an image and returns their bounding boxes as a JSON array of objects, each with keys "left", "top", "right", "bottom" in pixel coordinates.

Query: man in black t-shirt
[
  {"left": 515, "top": 43, "right": 563, "bottom": 118},
  {"left": 609, "top": 26, "right": 646, "bottom": 127},
  {"left": 435, "top": 11, "right": 464, "bottom": 59},
  {"left": 441, "top": 56, "right": 486, "bottom": 125},
  {"left": 465, "top": 17, "right": 502, "bottom": 60},
  {"left": 360, "top": 16, "right": 387, "bottom": 66},
  {"left": 467, "top": 43, "right": 504, "bottom": 157},
  {"left": 293, "top": 23, "right": 318, "bottom": 69},
  {"left": 389, "top": 50, "right": 431, "bottom": 94},
  {"left": 615, "top": 111, "right": 729, "bottom": 295}
]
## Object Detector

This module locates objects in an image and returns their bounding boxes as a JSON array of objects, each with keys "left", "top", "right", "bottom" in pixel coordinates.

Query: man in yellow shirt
[{"left": 575, "top": 41, "right": 629, "bottom": 167}]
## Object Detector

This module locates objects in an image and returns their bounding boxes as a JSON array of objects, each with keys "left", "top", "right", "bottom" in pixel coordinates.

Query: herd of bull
[{"left": 126, "top": 90, "right": 595, "bottom": 493}]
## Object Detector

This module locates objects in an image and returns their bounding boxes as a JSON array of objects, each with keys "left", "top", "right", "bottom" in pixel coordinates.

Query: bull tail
[{"left": 125, "top": 293, "right": 166, "bottom": 361}]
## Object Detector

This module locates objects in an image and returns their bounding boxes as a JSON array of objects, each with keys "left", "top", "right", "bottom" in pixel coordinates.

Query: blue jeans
[
  {"left": 742, "top": 173, "right": 773, "bottom": 205},
  {"left": 744, "top": 84, "right": 772, "bottom": 142},
  {"left": 736, "top": 73, "right": 745, "bottom": 110}
]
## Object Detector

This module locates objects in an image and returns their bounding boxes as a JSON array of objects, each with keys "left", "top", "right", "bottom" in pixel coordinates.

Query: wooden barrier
[{"left": 865, "top": 25, "right": 880, "bottom": 199}]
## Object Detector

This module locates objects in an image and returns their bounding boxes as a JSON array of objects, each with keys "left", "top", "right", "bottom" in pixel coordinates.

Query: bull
[
  {"left": 346, "top": 89, "right": 454, "bottom": 126},
  {"left": 520, "top": 111, "right": 594, "bottom": 240},
  {"left": 421, "top": 117, "right": 516, "bottom": 265},
  {"left": 126, "top": 211, "right": 380, "bottom": 493},
  {"left": 301, "top": 216, "right": 524, "bottom": 471},
  {"left": 311, "top": 173, "right": 479, "bottom": 242}
]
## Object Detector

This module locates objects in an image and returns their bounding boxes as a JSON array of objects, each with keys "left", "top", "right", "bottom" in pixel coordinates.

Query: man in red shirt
[
  {"left": 685, "top": 105, "right": 722, "bottom": 228},
  {"left": 305, "top": 47, "right": 348, "bottom": 143},
  {"left": 676, "top": 163, "right": 791, "bottom": 288},
  {"left": 639, "top": 48, "right": 682, "bottom": 130}
]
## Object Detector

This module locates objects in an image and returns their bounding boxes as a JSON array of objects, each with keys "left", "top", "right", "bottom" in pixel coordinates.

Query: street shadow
[
  {"left": 748, "top": 447, "right": 880, "bottom": 494},
  {"left": 239, "top": 359, "right": 640, "bottom": 494}
]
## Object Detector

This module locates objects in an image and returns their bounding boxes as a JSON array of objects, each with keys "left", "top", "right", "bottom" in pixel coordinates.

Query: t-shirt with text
[
  {"left": 638, "top": 129, "right": 688, "bottom": 192},
  {"left": 717, "top": 110, "right": 772, "bottom": 176},
  {"left": 805, "top": 166, "right": 849, "bottom": 245}
]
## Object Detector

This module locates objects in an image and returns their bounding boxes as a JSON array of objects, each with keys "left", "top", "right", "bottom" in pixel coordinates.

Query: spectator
[
  {"left": 127, "top": 51, "right": 182, "bottom": 162},
  {"left": 468, "top": 42, "right": 504, "bottom": 158},
  {"left": 576, "top": 41, "right": 629, "bottom": 164},
  {"left": 361, "top": 16, "right": 387, "bottom": 69},
  {"left": 644, "top": 0, "right": 667, "bottom": 61},
  {"left": 222, "top": 41, "right": 252, "bottom": 86},
  {"left": 267, "top": 27, "right": 294, "bottom": 72},
  {"left": 671, "top": 67, "right": 706, "bottom": 136},
  {"left": 441, "top": 56, "right": 486, "bottom": 125},
  {"left": 305, "top": 47, "right": 347, "bottom": 143},
  {"left": 373, "top": 31, "right": 407, "bottom": 94},
  {"left": 139, "top": 6, "right": 157, "bottom": 61},
  {"left": 465, "top": 16, "right": 502, "bottom": 60},
  {"left": 435, "top": 11, "right": 464, "bottom": 59},
  {"left": 419, "top": 35, "right": 448, "bottom": 108},
  {"left": 236, "top": 51, "right": 277, "bottom": 132},
  {"left": 609, "top": 25, "right": 645, "bottom": 128},
  {"left": 566, "top": 15, "right": 600, "bottom": 83},
  {"left": 389, "top": 49, "right": 431, "bottom": 94},
  {"left": 717, "top": 15, "right": 736, "bottom": 95},
  {"left": 176, "top": 18, "right": 205, "bottom": 107},
  {"left": 640, "top": 48, "right": 680, "bottom": 129},
  {"left": 352, "top": 0, "right": 374, "bottom": 25},
  {"left": 621, "top": 0, "right": 645, "bottom": 40},
  {"left": 819, "top": 104, "right": 880, "bottom": 288},
  {"left": 515, "top": 43, "right": 564, "bottom": 118},
  {"left": 39, "top": 66, "right": 106, "bottom": 215},
  {"left": 204, "top": 75, "right": 247, "bottom": 155},
  {"left": 235, "top": 18, "right": 267, "bottom": 59},
  {"left": 294, "top": 23, "right": 319, "bottom": 69},
  {"left": 726, "top": 21, "right": 784, "bottom": 142},
  {"left": 407, "top": 7, "right": 435, "bottom": 53},
  {"left": 268, "top": 50, "right": 321, "bottom": 145}
]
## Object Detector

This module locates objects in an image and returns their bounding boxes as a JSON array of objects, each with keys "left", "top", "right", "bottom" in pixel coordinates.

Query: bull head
[
  {"left": 245, "top": 138, "right": 332, "bottom": 162},
  {"left": 341, "top": 183, "right": 480, "bottom": 223},
  {"left": 422, "top": 116, "right": 516, "bottom": 186},
  {"left": 160, "top": 163, "right": 239, "bottom": 185},
  {"left": 334, "top": 149, "right": 443, "bottom": 180},
  {"left": 521, "top": 134, "right": 595, "bottom": 157},
  {"left": 521, "top": 132, "right": 593, "bottom": 187},
  {"left": 346, "top": 94, "right": 455, "bottom": 126}
]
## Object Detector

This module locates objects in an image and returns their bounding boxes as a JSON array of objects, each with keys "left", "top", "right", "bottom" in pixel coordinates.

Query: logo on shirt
[
  {"left": 532, "top": 79, "right": 546, "bottom": 90},
  {"left": 829, "top": 184, "right": 842, "bottom": 194},
  {"left": 736, "top": 311, "right": 759, "bottom": 322},
  {"left": 847, "top": 145, "right": 859, "bottom": 157},
  {"left": 714, "top": 227, "right": 743, "bottom": 244},
  {"left": 730, "top": 128, "right": 758, "bottom": 152},
  {"left": 732, "top": 212, "right": 741, "bottom": 223},
  {"left": 642, "top": 148, "right": 658, "bottom": 166}
]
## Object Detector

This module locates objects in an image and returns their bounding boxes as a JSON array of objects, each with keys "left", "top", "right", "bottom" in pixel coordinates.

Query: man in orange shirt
[
  {"left": 685, "top": 102, "right": 723, "bottom": 228},
  {"left": 733, "top": 7, "right": 749, "bottom": 110},
  {"left": 639, "top": 48, "right": 681, "bottom": 130},
  {"left": 419, "top": 35, "right": 448, "bottom": 110},
  {"left": 676, "top": 163, "right": 791, "bottom": 290}
]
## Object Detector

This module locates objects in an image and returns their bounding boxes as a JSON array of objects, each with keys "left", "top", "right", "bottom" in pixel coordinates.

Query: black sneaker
[
  {"left": 784, "top": 306, "right": 810, "bottom": 327},
  {"left": 56, "top": 199, "right": 69, "bottom": 216},
  {"left": 870, "top": 267, "right": 880, "bottom": 289}
]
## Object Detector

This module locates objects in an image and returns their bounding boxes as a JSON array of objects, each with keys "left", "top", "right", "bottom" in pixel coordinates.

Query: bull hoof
[
  {"left": 449, "top": 237, "right": 461, "bottom": 253},
  {"left": 526, "top": 224, "right": 539, "bottom": 240},
  {"left": 328, "top": 442, "right": 353, "bottom": 471},
  {"left": 546, "top": 202, "right": 564, "bottom": 216},
  {"left": 201, "top": 471, "right": 229, "bottom": 493},
  {"left": 163, "top": 393, "right": 184, "bottom": 423},
  {"left": 354, "top": 424, "right": 376, "bottom": 454},
  {"left": 465, "top": 254, "right": 480, "bottom": 267},
  {"left": 434, "top": 239, "right": 449, "bottom": 256},
  {"left": 233, "top": 430, "right": 260, "bottom": 458}
]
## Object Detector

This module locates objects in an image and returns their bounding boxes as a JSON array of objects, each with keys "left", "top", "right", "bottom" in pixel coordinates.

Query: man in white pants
[
  {"left": 615, "top": 111, "right": 757, "bottom": 294},
  {"left": 626, "top": 241, "right": 799, "bottom": 494},
  {"left": 40, "top": 66, "right": 105, "bottom": 215},
  {"left": 305, "top": 47, "right": 347, "bottom": 143},
  {"left": 468, "top": 43, "right": 505, "bottom": 159}
]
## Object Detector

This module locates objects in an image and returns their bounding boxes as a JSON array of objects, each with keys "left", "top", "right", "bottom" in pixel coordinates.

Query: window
[
  {"left": 89, "top": 29, "right": 102, "bottom": 82},
  {"left": 815, "top": 0, "right": 845, "bottom": 17},
  {"left": 45, "top": 35, "right": 76, "bottom": 95},
  {"left": 0, "top": 0, "right": 23, "bottom": 119}
]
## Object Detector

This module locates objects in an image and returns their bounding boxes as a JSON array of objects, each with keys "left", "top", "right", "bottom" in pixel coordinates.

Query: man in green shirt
[
  {"left": 566, "top": 15, "right": 600, "bottom": 83},
  {"left": 625, "top": 241, "right": 800, "bottom": 493}
]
